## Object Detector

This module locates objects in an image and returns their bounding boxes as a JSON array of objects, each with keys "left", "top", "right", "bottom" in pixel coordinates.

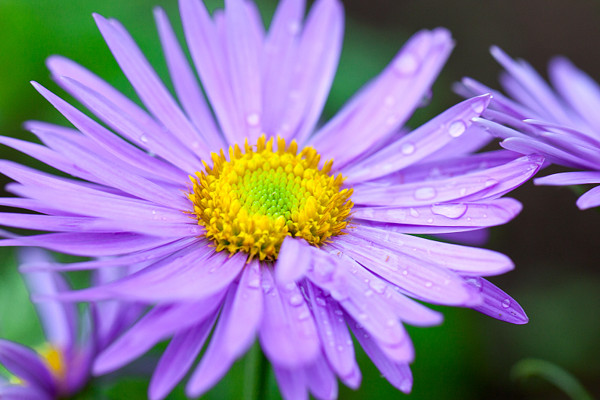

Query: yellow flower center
[
  {"left": 38, "top": 343, "right": 66, "bottom": 380},
  {"left": 189, "top": 135, "right": 353, "bottom": 261}
]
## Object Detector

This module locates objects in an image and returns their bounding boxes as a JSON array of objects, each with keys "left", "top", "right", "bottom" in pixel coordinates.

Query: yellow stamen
[
  {"left": 189, "top": 135, "right": 353, "bottom": 261},
  {"left": 38, "top": 343, "right": 66, "bottom": 381}
]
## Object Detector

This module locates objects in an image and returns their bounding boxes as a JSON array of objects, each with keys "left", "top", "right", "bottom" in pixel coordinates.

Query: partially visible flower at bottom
[
  {"left": 458, "top": 46, "right": 600, "bottom": 209},
  {"left": 0, "top": 248, "right": 140, "bottom": 400},
  {"left": 0, "top": 0, "right": 545, "bottom": 399}
]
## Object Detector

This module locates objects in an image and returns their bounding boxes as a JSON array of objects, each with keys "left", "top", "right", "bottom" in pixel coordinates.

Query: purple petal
[
  {"left": 499, "top": 136, "right": 594, "bottom": 170},
  {"left": 535, "top": 171, "right": 600, "bottom": 186},
  {"left": 187, "top": 261, "right": 263, "bottom": 397},
  {"left": 275, "top": 237, "right": 312, "bottom": 285},
  {"left": 93, "top": 14, "right": 208, "bottom": 157},
  {"left": 261, "top": 0, "right": 305, "bottom": 139},
  {"left": 273, "top": 366, "right": 308, "bottom": 400},
  {"left": 224, "top": 0, "right": 263, "bottom": 141},
  {"left": 180, "top": 0, "right": 242, "bottom": 144},
  {"left": 576, "top": 185, "right": 600, "bottom": 210},
  {"left": 312, "top": 28, "right": 453, "bottom": 167},
  {"left": 549, "top": 56, "right": 600, "bottom": 132},
  {"left": 351, "top": 225, "right": 514, "bottom": 276},
  {"left": 465, "top": 277, "right": 528, "bottom": 324},
  {"left": 0, "top": 385, "right": 52, "bottom": 400},
  {"left": 332, "top": 235, "right": 481, "bottom": 306},
  {"left": 153, "top": 7, "right": 223, "bottom": 150},
  {"left": 30, "top": 83, "right": 190, "bottom": 183},
  {"left": 353, "top": 198, "right": 522, "bottom": 231},
  {"left": 56, "top": 247, "right": 244, "bottom": 302},
  {"left": 345, "top": 95, "right": 491, "bottom": 183},
  {"left": 347, "top": 317, "right": 413, "bottom": 393},
  {"left": 490, "top": 46, "right": 571, "bottom": 124},
  {"left": 19, "top": 249, "right": 77, "bottom": 352},
  {"left": 259, "top": 269, "right": 320, "bottom": 368},
  {"left": 1, "top": 232, "right": 175, "bottom": 257},
  {"left": 306, "top": 251, "right": 413, "bottom": 344},
  {"left": 303, "top": 282, "right": 359, "bottom": 386},
  {"left": 149, "top": 315, "right": 217, "bottom": 400},
  {"left": 286, "top": 0, "right": 344, "bottom": 144},
  {"left": 304, "top": 355, "right": 338, "bottom": 400},
  {"left": 0, "top": 340, "right": 56, "bottom": 395},
  {"left": 94, "top": 293, "right": 224, "bottom": 374},
  {"left": 23, "top": 238, "right": 196, "bottom": 272}
]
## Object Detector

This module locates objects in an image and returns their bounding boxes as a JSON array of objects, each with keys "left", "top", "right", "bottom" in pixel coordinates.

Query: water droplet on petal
[
  {"left": 401, "top": 142, "right": 415, "bottom": 155},
  {"left": 471, "top": 99, "right": 486, "bottom": 114},
  {"left": 315, "top": 296, "right": 327, "bottom": 307},
  {"left": 246, "top": 113, "right": 260, "bottom": 126},
  {"left": 289, "top": 294, "right": 303, "bottom": 306},
  {"left": 501, "top": 299, "right": 511, "bottom": 308},
  {"left": 431, "top": 203, "right": 468, "bottom": 219},
  {"left": 369, "top": 279, "right": 387, "bottom": 294},
  {"left": 288, "top": 21, "right": 300, "bottom": 34},
  {"left": 384, "top": 95, "right": 395, "bottom": 107},
  {"left": 485, "top": 178, "right": 498, "bottom": 187},
  {"left": 414, "top": 187, "right": 437, "bottom": 200},
  {"left": 409, "top": 208, "right": 419, "bottom": 218},
  {"left": 448, "top": 120, "right": 467, "bottom": 138},
  {"left": 140, "top": 134, "right": 148, "bottom": 143},
  {"left": 393, "top": 52, "right": 419, "bottom": 76},
  {"left": 424, "top": 281, "right": 433, "bottom": 288}
]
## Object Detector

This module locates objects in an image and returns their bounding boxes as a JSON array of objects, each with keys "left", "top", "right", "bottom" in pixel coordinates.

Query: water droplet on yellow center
[{"left": 189, "top": 135, "right": 353, "bottom": 261}]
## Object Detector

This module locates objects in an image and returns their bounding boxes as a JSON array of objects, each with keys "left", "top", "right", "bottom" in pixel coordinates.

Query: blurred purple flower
[
  {"left": 458, "top": 46, "right": 600, "bottom": 209},
  {"left": 0, "top": 248, "right": 139, "bottom": 400},
  {"left": 0, "top": 0, "right": 542, "bottom": 399}
]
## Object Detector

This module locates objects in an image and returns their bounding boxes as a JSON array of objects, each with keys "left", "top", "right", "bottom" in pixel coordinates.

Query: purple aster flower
[
  {"left": 457, "top": 46, "right": 600, "bottom": 209},
  {"left": 0, "top": 248, "right": 139, "bottom": 400},
  {"left": 0, "top": 0, "right": 543, "bottom": 399}
]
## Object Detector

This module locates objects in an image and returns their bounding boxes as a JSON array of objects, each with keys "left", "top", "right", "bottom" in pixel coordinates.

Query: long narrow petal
[
  {"left": 153, "top": 7, "right": 223, "bottom": 149},
  {"left": 535, "top": 171, "right": 600, "bottom": 186},
  {"left": 346, "top": 95, "right": 491, "bottom": 183},
  {"left": 259, "top": 268, "right": 320, "bottom": 369},
  {"left": 303, "top": 282, "right": 360, "bottom": 387},
  {"left": 347, "top": 318, "right": 413, "bottom": 393},
  {"left": 465, "top": 277, "right": 528, "bottom": 324},
  {"left": 311, "top": 28, "right": 453, "bottom": 167},
  {"left": 351, "top": 225, "right": 514, "bottom": 276},
  {"left": 332, "top": 236, "right": 480, "bottom": 306},
  {"left": 93, "top": 14, "right": 208, "bottom": 157},
  {"left": 149, "top": 315, "right": 217, "bottom": 400},
  {"left": 187, "top": 261, "right": 263, "bottom": 397},
  {"left": 576, "top": 185, "right": 600, "bottom": 210},
  {"left": 94, "top": 294, "right": 224, "bottom": 374},
  {"left": 0, "top": 340, "right": 56, "bottom": 395},
  {"left": 275, "top": 237, "right": 312, "bottom": 285}
]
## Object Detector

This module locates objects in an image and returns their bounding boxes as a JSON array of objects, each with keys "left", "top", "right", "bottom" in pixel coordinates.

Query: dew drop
[
  {"left": 337, "top": 345, "right": 345, "bottom": 352},
  {"left": 364, "top": 289, "right": 374, "bottom": 297},
  {"left": 401, "top": 142, "right": 415, "bottom": 155},
  {"left": 139, "top": 134, "right": 148, "bottom": 143},
  {"left": 384, "top": 95, "right": 395, "bottom": 107},
  {"left": 288, "top": 21, "right": 300, "bottom": 34},
  {"left": 369, "top": 279, "right": 387, "bottom": 294},
  {"left": 414, "top": 187, "right": 437, "bottom": 200},
  {"left": 485, "top": 178, "right": 498, "bottom": 187},
  {"left": 409, "top": 208, "right": 419, "bottom": 218},
  {"left": 289, "top": 294, "right": 303, "bottom": 306},
  {"left": 448, "top": 120, "right": 467, "bottom": 138},
  {"left": 315, "top": 296, "right": 327, "bottom": 307},
  {"left": 424, "top": 281, "right": 433, "bottom": 288},
  {"left": 246, "top": 113, "right": 260, "bottom": 126},
  {"left": 431, "top": 203, "right": 468, "bottom": 219},
  {"left": 471, "top": 99, "right": 486, "bottom": 114},
  {"left": 501, "top": 299, "right": 511, "bottom": 308},
  {"left": 393, "top": 52, "right": 419, "bottom": 76}
]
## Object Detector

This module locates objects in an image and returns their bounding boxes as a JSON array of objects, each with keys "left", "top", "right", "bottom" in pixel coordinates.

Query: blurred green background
[{"left": 1, "top": 0, "right": 599, "bottom": 399}]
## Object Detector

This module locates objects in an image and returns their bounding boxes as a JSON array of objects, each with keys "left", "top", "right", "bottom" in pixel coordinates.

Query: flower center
[
  {"left": 38, "top": 343, "right": 66, "bottom": 380},
  {"left": 189, "top": 135, "right": 353, "bottom": 261}
]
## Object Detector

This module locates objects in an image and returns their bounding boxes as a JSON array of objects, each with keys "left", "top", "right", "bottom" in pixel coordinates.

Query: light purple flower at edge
[
  {"left": 0, "top": 0, "right": 543, "bottom": 399},
  {"left": 457, "top": 46, "right": 600, "bottom": 209},
  {"left": 0, "top": 248, "right": 140, "bottom": 400}
]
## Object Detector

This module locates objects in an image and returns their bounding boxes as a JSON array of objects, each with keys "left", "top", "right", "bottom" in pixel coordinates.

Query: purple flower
[
  {"left": 458, "top": 46, "right": 600, "bottom": 209},
  {"left": 0, "top": 249, "right": 139, "bottom": 400},
  {"left": 0, "top": 0, "right": 542, "bottom": 399}
]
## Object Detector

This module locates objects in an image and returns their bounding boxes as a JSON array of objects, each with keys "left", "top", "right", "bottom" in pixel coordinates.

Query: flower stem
[{"left": 243, "top": 342, "right": 269, "bottom": 400}]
